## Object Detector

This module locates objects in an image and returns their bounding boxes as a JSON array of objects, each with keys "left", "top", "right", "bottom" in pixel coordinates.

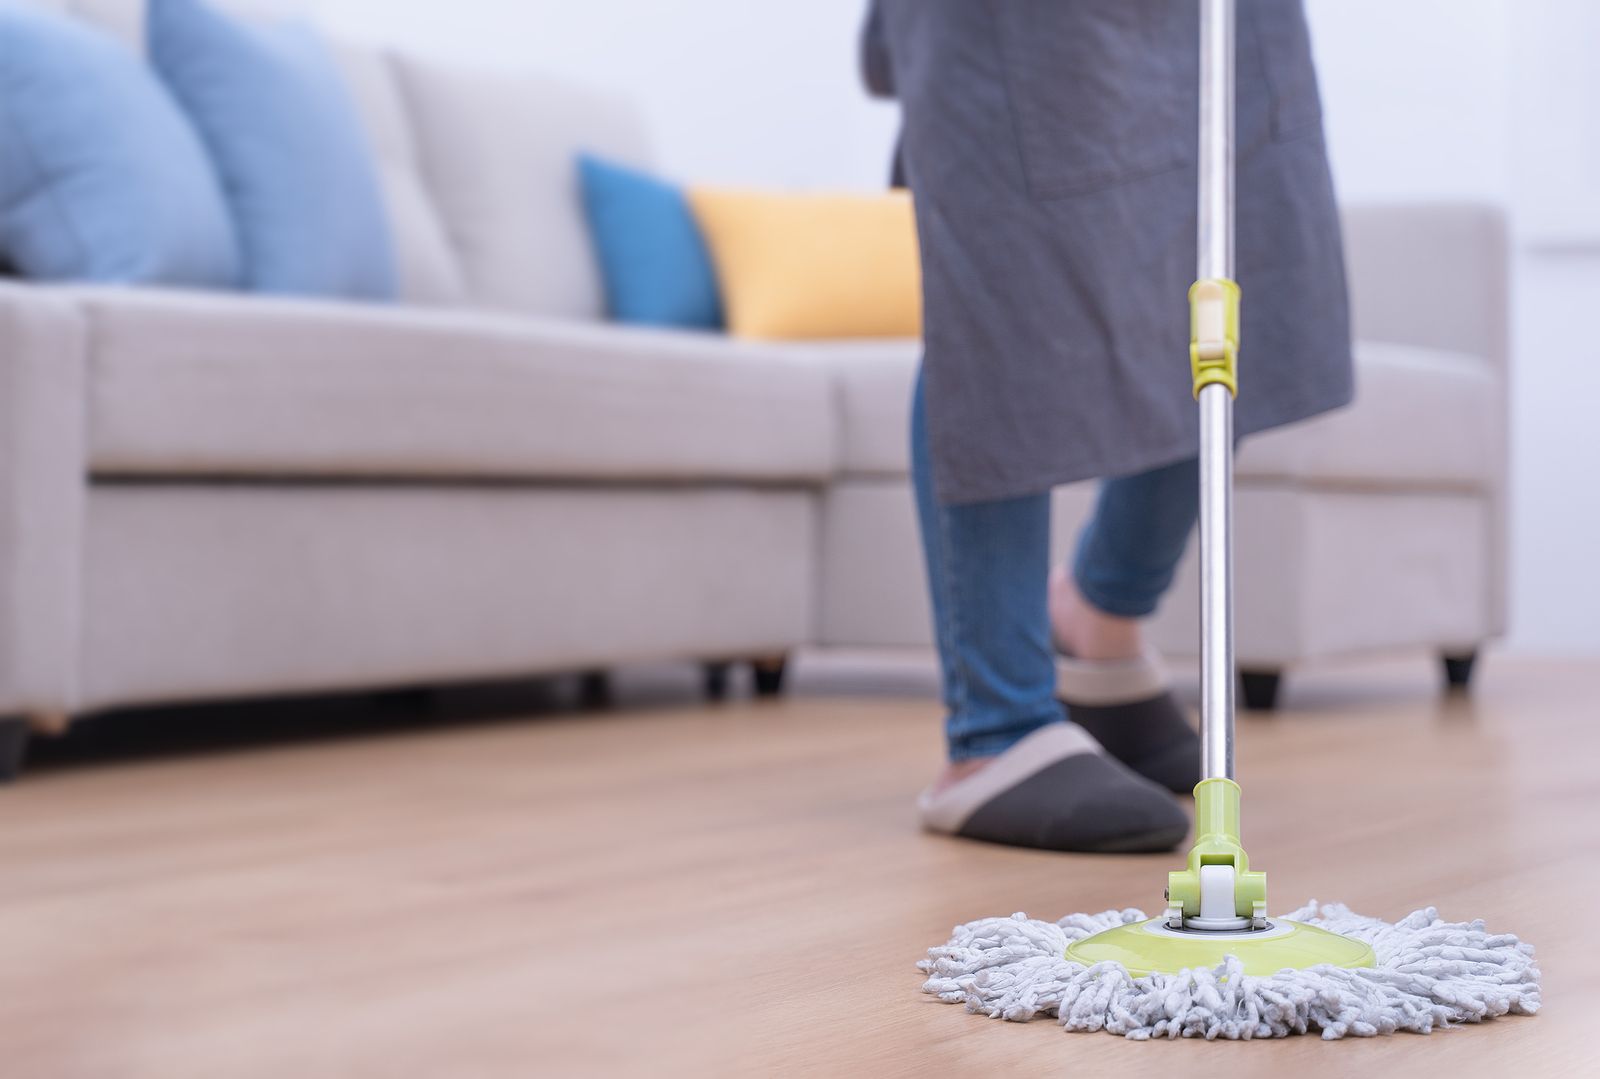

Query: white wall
[
  {"left": 1303, "top": 0, "right": 1600, "bottom": 655},
  {"left": 1307, "top": 0, "right": 1514, "bottom": 203},
  {"left": 1504, "top": 1, "right": 1600, "bottom": 654},
  {"left": 311, "top": 0, "right": 1597, "bottom": 654}
]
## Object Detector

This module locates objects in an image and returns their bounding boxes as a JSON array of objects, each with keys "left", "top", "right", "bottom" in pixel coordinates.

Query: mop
[{"left": 916, "top": 0, "right": 1540, "bottom": 1040}]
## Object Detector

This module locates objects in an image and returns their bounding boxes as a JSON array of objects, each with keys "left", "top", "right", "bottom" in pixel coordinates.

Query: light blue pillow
[
  {"left": 577, "top": 154, "right": 722, "bottom": 329},
  {"left": 0, "top": 3, "right": 238, "bottom": 285},
  {"left": 147, "top": 0, "right": 396, "bottom": 300}
]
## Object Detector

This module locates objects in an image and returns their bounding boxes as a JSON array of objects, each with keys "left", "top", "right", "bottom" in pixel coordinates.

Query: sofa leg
[
  {"left": 1441, "top": 650, "right": 1479, "bottom": 692},
  {"left": 0, "top": 719, "right": 30, "bottom": 783},
  {"left": 578, "top": 669, "right": 612, "bottom": 708},
  {"left": 1239, "top": 670, "right": 1282, "bottom": 712},
  {"left": 703, "top": 662, "right": 732, "bottom": 701},
  {"left": 752, "top": 655, "right": 788, "bottom": 698}
]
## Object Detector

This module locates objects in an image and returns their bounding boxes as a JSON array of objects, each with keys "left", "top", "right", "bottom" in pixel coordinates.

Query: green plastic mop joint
[
  {"left": 1166, "top": 778, "right": 1266, "bottom": 925},
  {"left": 1189, "top": 277, "right": 1239, "bottom": 398},
  {"left": 1061, "top": 776, "right": 1379, "bottom": 976}
]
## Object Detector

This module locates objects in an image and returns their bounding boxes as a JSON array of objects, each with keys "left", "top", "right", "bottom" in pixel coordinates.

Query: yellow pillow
[{"left": 687, "top": 187, "right": 921, "bottom": 340}]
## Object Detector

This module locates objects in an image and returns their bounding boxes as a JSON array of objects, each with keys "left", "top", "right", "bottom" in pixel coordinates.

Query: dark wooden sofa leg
[
  {"left": 0, "top": 719, "right": 31, "bottom": 783},
  {"left": 752, "top": 655, "right": 789, "bottom": 698},
  {"left": 578, "top": 669, "right": 612, "bottom": 708},
  {"left": 1239, "top": 669, "right": 1282, "bottom": 712},
  {"left": 703, "top": 662, "right": 732, "bottom": 701},
  {"left": 1442, "top": 650, "right": 1479, "bottom": 692}
]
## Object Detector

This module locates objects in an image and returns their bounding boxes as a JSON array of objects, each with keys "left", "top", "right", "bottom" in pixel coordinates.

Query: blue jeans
[{"left": 912, "top": 371, "right": 1198, "bottom": 761}]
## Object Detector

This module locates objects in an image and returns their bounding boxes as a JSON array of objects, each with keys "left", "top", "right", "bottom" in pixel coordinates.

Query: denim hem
[
  {"left": 1071, "top": 570, "right": 1161, "bottom": 619},
  {"left": 947, "top": 714, "right": 1061, "bottom": 762}
]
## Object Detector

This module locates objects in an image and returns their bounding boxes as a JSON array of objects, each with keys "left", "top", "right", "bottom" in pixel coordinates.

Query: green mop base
[{"left": 1064, "top": 917, "right": 1377, "bottom": 978}]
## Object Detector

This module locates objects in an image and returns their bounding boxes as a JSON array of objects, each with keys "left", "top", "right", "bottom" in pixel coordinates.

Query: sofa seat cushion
[
  {"left": 823, "top": 338, "right": 1499, "bottom": 490},
  {"left": 1236, "top": 341, "right": 1500, "bottom": 489},
  {"left": 77, "top": 288, "right": 835, "bottom": 482},
  {"left": 818, "top": 340, "right": 923, "bottom": 475}
]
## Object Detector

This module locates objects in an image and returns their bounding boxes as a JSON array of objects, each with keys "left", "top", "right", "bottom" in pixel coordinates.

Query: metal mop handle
[
  {"left": 1195, "top": 0, "right": 1236, "bottom": 781},
  {"left": 1164, "top": 0, "right": 1263, "bottom": 930}
]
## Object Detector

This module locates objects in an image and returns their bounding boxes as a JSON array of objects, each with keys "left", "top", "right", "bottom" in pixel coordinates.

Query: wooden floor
[{"left": 1, "top": 655, "right": 1596, "bottom": 1078}]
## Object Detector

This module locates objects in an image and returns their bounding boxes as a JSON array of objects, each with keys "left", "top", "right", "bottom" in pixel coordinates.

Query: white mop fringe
[{"left": 918, "top": 901, "right": 1540, "bottom": 1040}]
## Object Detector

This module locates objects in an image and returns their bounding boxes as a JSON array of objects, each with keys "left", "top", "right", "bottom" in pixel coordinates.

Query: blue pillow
[
  {"left": 577, "top": 154, "right": 722, "bottom": 329},
  {"left": 0, "top": 4, "right": 238, "bottom": 285},
  {"left": 147, "top": 0, "right": 396, "bottom": 300}
]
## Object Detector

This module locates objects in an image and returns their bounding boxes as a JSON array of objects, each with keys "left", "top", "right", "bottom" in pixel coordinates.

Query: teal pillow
[
  {"left": 577, "top": 154, "right": 722, "bottom": 329},
  {"left": 0, "top": 3, "right": 238, "bottom": 285},
  {"left": 148, "top": 0, "right": 396, "bottom": 299}
]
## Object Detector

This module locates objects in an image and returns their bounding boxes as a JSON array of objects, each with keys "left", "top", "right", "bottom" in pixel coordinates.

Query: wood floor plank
[{"left": 0, "top": 655, "right": 1595, "bottom": 1077}]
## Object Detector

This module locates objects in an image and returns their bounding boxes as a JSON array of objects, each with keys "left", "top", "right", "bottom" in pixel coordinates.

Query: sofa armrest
[
  {"left": 0, "top": 284, "right": 87, "bottom": 727},
  {"left": 1340, "top": 203, "right": 1511, "bottom": 641},
  {"left": 1341, "top": 202, "right": 1510, "bottom": 372}
]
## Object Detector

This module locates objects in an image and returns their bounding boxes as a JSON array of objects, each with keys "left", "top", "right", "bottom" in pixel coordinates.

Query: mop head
[{"left": 918, "top": 901, "right": 1539, "bottom": 1040}]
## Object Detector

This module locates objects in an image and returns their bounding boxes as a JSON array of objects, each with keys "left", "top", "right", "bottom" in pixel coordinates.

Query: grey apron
[{"left": 867, "top": 0, "right": 1353, "bottom": 504}]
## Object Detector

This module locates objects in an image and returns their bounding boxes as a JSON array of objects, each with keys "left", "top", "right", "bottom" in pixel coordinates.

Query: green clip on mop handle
[{"left": 1165, "top": 0, "right": 1266, "bottom": 932}]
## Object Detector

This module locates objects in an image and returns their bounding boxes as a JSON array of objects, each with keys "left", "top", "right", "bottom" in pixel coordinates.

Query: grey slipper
[
  {"left": 917, "top": 723, "right": 1189, "bottom": 853},
  {"left": 1055, "top": 650, "right": 1201, "bottom": 795}
]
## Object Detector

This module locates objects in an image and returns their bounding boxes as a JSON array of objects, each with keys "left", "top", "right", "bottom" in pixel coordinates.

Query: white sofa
[{"left": 0, "top": 2, "right": 1509, "bottom": 777}]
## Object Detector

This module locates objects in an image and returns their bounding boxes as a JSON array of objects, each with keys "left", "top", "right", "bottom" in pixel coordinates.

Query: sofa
[{"left": 0, "top": 1, "right": 1509, "bottom": 778}]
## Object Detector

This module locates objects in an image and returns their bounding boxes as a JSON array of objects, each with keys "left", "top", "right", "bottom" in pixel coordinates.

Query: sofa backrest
[
  {"left": 25, "top": 0, "right": 650, "bottom": 318},
  {"left": 383, "top": 53, "right": 650, "bottom": 317}
]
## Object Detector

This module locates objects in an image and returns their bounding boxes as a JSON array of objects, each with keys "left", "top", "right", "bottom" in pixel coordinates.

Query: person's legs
[
  {"left": 911, "top": 370, "right": 1188, "bottom": 852},
  {"left": 910, "top": 369, "right": 1058, "bottom": 763},
  {"left": 1065, "top": 457, "right": 1200, "bottom": 641},
  {"left": 1049, "top": 458, "right": 1203, "bottom": 793}
]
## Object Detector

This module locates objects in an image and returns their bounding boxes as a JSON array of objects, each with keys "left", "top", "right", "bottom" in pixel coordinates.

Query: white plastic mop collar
[{"left": 917, "top": 0, "right": 1540, "bottom": 1040}]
